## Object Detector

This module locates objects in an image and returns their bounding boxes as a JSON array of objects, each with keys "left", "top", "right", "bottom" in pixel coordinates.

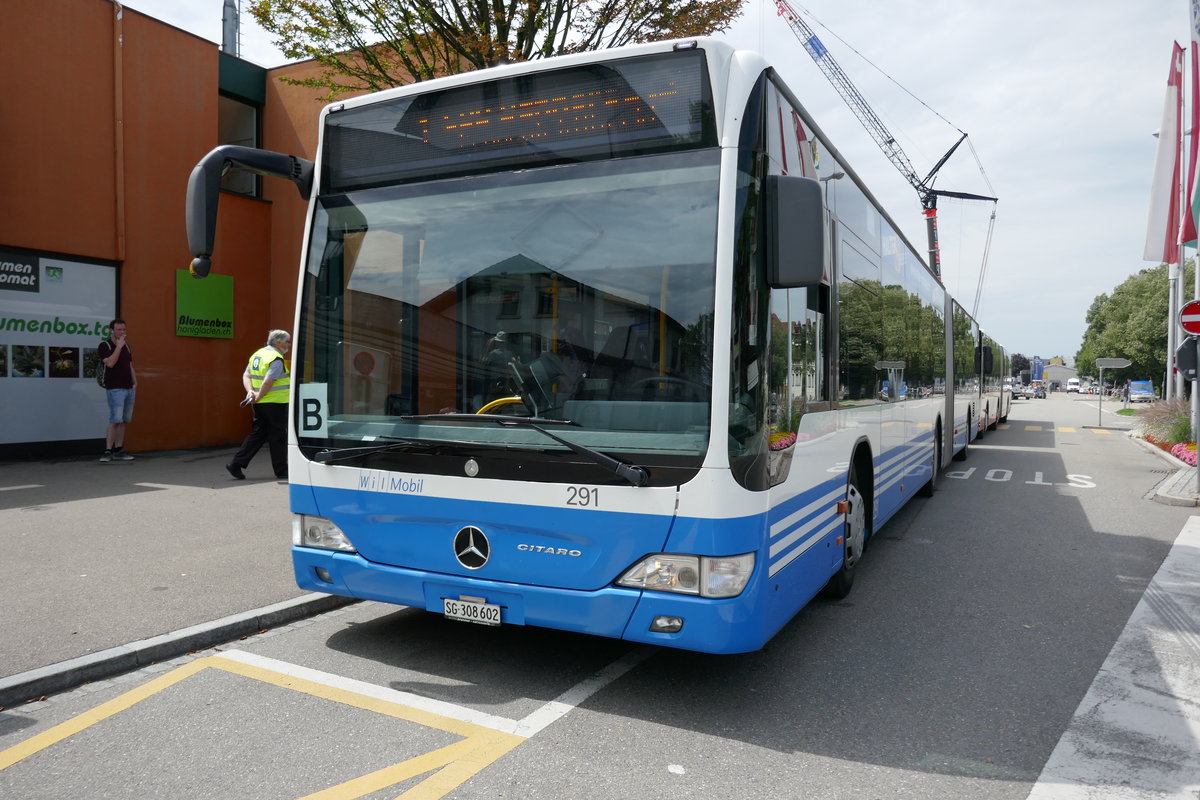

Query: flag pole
[{"left": 1170, "top": 264, "right": 1179, "bottom": 400}]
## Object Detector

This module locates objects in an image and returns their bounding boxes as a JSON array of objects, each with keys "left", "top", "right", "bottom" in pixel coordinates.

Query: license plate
[{"left": 443, "top": 596, "right": 501, "bottom": 626}]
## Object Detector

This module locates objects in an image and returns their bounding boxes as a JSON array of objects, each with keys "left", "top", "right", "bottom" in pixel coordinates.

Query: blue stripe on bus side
[
  {"left": 765, "top": 473, "right": 846, "bottom": 579},
  {"left": 767, "top": 483, "right": 844, "bottom": 578},
  {"left": 876, "top": 428, "right": 934, "bottom": 497}
]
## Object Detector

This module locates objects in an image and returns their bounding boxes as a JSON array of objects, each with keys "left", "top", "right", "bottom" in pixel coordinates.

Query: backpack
[{"left": 96, "top": 342, "right": 129, "bottom": 389}]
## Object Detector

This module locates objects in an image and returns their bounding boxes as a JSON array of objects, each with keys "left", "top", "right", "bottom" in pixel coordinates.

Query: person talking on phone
[{"left": 97, "top": 318, "right": 136, "bottom": 462}]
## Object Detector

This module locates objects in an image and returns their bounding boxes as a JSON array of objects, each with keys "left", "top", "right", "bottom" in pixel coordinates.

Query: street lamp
[{"left": 820, "top": 172, "right": 845, "bottom": 206}]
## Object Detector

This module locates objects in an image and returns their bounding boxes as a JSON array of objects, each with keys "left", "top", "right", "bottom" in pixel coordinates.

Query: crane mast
[{"left": 774, "top": 0, "right": 996, "bottom": 279}]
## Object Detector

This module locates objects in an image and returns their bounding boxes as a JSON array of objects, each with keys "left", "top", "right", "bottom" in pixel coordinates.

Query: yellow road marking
[
  {"left": 1058, "top": 427, "right": 1076, "bottom": 433},
  {"left": 0, "top": 657, "right": 208, "bottom": 771},
  {"left": 1091, "top": 428, "right": 1112, "bottom": 435},
  {"left": 1024, "top": 425, "right": 1044, "bottom": 431},
  {"left": 0, "top": 655, "right": 524, "bottom": 800}
]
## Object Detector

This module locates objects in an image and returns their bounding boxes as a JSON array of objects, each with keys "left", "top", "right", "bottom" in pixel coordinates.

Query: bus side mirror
[
  {"left": 766, "top": 175, "right": 825, "bottom": 288},
  {"left": 185, "top": 145, "right": 315, "bottom": 278}
]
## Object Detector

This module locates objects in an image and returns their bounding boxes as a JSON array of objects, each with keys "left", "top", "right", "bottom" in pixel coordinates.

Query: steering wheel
[{"left": 476, "top": 396, "right": 526, "bottom": 414}]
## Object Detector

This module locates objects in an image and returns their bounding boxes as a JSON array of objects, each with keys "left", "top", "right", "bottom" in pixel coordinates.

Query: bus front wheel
[{"left": 825, "top": 465, "right": 868, "bottom": 599}]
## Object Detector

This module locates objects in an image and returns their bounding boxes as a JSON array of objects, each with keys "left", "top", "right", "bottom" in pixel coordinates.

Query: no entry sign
[{"left": 1181, "top": 299, "right": 1200, "bottom": 334}]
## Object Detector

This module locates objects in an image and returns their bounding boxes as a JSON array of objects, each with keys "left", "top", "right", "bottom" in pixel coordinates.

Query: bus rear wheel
[
  {"left": 917, "top": 421, "right": 941, "bottom": 497},
  {"left": 824, "top": 466, "right": 868, "bottom": 599},
  {"left": 953, "top": 414, "right": 971, "bottom": 461}
]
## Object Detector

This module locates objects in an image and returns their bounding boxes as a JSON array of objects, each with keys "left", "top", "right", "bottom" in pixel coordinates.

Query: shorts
[{"left": 106, "top": 388, "right": 136, "bottom": 424}]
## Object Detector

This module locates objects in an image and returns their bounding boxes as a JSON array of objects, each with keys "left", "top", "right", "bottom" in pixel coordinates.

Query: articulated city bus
[{"left": 186, "top": 38, "right": 1003, "bottom": 653}]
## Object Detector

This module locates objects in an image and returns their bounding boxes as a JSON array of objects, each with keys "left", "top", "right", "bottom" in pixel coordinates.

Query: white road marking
[{"left": 215, "top": 644, "right": 655, "bottom": 738}]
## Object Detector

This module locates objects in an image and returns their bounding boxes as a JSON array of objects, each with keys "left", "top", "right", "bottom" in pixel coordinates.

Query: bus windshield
[{"left": 297, "top": 150, "right": 719, "bottom": 472}]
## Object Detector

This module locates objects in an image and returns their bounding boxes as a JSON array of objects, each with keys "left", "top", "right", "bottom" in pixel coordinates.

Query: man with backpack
[{"left": 97, "top": 318, "right": 136, "bottom": 462}]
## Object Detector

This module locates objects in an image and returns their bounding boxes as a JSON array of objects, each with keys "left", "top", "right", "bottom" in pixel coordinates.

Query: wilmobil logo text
[
  {"left": 359, "top": 471, "right": 426, "bottom": 495},
  {"left": 0, "top": 257, "right": 39, "bottom": 293}
]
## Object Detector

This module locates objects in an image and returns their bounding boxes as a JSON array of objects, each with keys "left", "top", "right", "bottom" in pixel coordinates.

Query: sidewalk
[
  {"left": 1156, "top": 466, "right": 1200, "bottom": 506},
  {"left": 1027, "top": 516, "right": 1200, "bottom": 797},
  {"left": 0, "top": 447, "right": 351, "bottom": 707}
]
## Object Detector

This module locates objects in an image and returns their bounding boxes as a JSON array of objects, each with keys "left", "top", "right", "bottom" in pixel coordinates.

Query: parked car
[
  {"left": 1129, "top": 380, "right": 1157, "bottom": 403},
  {"left": 1066, "top": 377, "right": 1081, "bottom": 393},
  {"left": 1013, "top": 384, "right": 1029, "bottom": 399}
]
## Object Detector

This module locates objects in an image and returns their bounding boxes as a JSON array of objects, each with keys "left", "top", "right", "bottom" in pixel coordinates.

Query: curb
[
  {"left": 1126, "top": 430, "right": 1190, "bottom": 468},
  {"left": 1127, "top": 432, "right": 1199, "bottom": 507},
  {"left": 0, "top": 593, "right": 357, "bottom": 708}
]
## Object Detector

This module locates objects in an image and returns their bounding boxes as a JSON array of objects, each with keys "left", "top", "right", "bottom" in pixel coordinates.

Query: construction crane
[{"left": 774, "top": 0, "right": 997, "bottom": 281}]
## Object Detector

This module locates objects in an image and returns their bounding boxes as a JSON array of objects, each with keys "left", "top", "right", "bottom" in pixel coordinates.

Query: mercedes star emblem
[{"left": 453, "top": 526, "right": 490, "bottom": 570}]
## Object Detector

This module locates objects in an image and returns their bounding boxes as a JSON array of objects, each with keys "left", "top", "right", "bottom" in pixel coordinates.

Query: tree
[
  {"left": 250, "top": 0, "right": 745, "bottom": 98},
  {"left": 1075, "top": 259, "right": 1195, "bottom": 385},
  {"left": 1010, "top": 352, "right": 1029, "bottom": 377}
]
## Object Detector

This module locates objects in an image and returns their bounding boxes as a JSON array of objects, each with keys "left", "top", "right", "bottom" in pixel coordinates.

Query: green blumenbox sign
[{"left": 175, "top": 269, "right": 233, "bottom": 338}]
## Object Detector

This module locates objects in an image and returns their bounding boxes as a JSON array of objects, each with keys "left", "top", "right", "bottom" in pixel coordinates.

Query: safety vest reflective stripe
[{"left": 247, "top": 346, "right": 290, "bottom": 404}]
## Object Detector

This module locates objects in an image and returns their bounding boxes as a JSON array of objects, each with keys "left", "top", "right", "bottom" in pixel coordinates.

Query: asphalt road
[{"left": 2, "top": 393, "right": 1197, "bottom": 799}]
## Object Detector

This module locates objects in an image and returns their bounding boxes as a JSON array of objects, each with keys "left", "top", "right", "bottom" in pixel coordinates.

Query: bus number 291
[{"left": 567, "top": 486, "right": 599, "bottom": 507}]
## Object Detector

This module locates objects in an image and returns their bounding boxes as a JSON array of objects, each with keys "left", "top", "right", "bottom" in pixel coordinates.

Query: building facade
[
  {"left": 1043, "top": 363, "right": 1078, "bottom": 389},
  {"left": 1, "top": 0, "right": 336, "bottom": 457}
]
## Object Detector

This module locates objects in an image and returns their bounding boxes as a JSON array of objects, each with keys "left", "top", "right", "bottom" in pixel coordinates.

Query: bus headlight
[
  {"left": 293, "top": 515, "right": 357, "bottom": 553},
  {"left": 701, "top": 553, "right": 756, "bottom": 598},
  {"left": 617, "top": 553, "right": 754, "bottom": 598}
]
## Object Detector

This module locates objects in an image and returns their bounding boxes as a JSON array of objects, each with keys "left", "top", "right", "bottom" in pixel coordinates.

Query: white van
[{"left": 1066, "top": 378, "right": 1081, "bottom": 393}]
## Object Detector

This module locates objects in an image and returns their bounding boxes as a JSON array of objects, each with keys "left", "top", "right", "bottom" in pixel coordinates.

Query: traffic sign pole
[
  {"left": 1181, "top": 305, "right": 1200, "bottom": 497},
  {"left": 1093, "top": 358, "right": 1131, "bottom": 428},
  {"left": 1180, "top": 300, "right": 1200, "bottom": 403}
]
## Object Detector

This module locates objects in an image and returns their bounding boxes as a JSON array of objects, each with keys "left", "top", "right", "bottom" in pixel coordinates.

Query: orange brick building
[{"left": 1, "top": 0, "right": 339, "bottom": 457}]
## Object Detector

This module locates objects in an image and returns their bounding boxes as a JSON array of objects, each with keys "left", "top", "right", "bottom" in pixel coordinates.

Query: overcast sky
[{"left": 123, "top": 0, "right": 1188, "bottom": 365}]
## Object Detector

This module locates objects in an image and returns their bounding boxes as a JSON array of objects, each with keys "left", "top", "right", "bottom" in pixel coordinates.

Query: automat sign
[{"left": 0, "top": 251, "right": 38, "bottom": 293}]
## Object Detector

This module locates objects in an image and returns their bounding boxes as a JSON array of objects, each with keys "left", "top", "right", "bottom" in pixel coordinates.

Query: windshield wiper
[
  {"left": 472, "top": 416, "right": 649, "bottom": 487},
  {"left": 312, "top": 437, "right": 437, "bottom": 464},
  {"left": 397, "top": 414, "right": 649, "bottom": 486}
]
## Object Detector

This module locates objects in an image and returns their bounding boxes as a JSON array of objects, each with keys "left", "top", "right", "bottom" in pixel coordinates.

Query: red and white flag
[
  {"left": 1183, "top": 2, "right": 1200, "bottom": 246},
  {"left": 1144, "top": 42, "right": 1185, "bottom": 263},
  {"left": 1181, "top": 44, "right": 1200, "bottom": 246}
]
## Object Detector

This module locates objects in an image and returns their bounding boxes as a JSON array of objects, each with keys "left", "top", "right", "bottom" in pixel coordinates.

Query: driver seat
[{"left": 591, "top": 324, "right": 655, "bottom": 398}]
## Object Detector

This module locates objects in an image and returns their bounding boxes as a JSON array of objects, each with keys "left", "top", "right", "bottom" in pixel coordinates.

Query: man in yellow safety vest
[{"left": 226, "top": 330, "right": 291, "bottom": 480}]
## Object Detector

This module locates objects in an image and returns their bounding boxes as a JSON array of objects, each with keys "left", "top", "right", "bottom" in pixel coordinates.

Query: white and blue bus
[{"left": 186, "top": 38, "right": 1002, "bottom": 654}]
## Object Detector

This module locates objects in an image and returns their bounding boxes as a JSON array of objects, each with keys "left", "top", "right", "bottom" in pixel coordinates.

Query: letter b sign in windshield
[{"left": 298, "top": 383, "right": 328, "bottom": 437}]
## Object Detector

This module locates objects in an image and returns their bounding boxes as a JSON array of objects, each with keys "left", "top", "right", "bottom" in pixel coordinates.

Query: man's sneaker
[
  {"left": 225, "top": 463, "right": 245, "bottom": 480},
  {"left": 113, "top": 448, "right": 134, "bottom": 461},
  {"left": 99, "top": 450, "right": 113, "bottom": 463}
]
